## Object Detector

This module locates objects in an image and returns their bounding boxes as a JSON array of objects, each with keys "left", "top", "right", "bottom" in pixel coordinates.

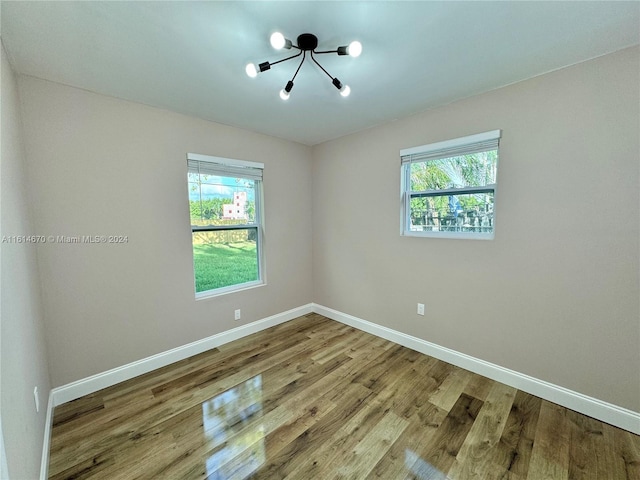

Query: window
[
  {"left": 400, "top": 130, "right": 501, "bottom": 239},
  {"left": 187, "top": 153, "right": 264, "bottom": 297}
]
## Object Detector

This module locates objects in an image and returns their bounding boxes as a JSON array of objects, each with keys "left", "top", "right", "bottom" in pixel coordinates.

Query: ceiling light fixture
[{"left": 246, "top": 32, "right": 362, "bottom": 100}]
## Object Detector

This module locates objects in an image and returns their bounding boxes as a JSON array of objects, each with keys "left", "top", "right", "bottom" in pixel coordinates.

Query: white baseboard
[
  {"left": 40, "top": 299, "right": 638, "bottom": 480},
  {"left": 312, "top": 303, "right": 640, "bottom": 435},
  {"left": 1, "top": 418, "right": 9, "bottom": 480},
  {"left": 39, "top": 392, "right": 54, "bottom": 480},
  {"left": 50, "top": 303, "right": 313, "bottom": 407},
  {"left": 42, "top": 303, "right": 313, "bottom": 479}
]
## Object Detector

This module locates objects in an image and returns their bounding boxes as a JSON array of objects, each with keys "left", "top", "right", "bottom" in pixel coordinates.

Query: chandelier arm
[
  {"left": 313, "top": 49, "right": 338, "bottom": 55},
  {"left": 310, "top": 51, "right": 335, "bottom": 81},
  {"left": 289, "top": 51, "right": 307, "bottom": 82},
  {"left": 269, "top": 50, "right": 303, "bottom": 68}
]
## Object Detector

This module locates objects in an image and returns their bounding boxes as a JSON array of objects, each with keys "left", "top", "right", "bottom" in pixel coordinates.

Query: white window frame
[
  {"left": 400, "top": 130, "right": 501, "bottom": 240},
  {"left": 187, "top": 153, "right": 265, "bottom": 298}
]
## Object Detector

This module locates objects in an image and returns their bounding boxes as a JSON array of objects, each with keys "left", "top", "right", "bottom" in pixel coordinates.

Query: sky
[{"left": 188, "top": 174, "right": 256, "bottom": 202}]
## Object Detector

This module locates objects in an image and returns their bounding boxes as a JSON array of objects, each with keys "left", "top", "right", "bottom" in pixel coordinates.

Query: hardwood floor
[{"left": 48, "top": 313, "right": 640, "bottom": 479}]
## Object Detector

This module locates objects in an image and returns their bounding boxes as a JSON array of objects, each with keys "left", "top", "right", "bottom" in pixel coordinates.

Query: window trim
[
  {"left": 400, "top": 130, "right": 501, "bottom": 240},
  {"left": 187, "top": 153, "right": 265, "bottom": 298}
]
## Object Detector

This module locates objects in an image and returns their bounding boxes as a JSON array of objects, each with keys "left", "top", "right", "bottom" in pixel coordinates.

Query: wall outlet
[
  {"left": 33, "top": 386, "right": 40, "bottom": 413},
  {"left": 234, "top": 309, "right": 241, "bottom": 321},
  {"left": 417, "top": 303, "right": 425, "bottom": 316}
]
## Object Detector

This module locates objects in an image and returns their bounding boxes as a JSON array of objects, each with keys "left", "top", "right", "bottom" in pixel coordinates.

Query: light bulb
[
  {"left": 340, "top": 84, "right": 351, "bottom": 97},
  {"left": 279, "top": 89, "right": 290, "bottom": 100},
  {"left": 245, "top": 63, "right": 258, "bottom": 78},
  {"left": 348, "top": 41, "right": 362, "bottom": 57},
  {"left": 270, "top": 32, "right": 286, "bottom": 50}
]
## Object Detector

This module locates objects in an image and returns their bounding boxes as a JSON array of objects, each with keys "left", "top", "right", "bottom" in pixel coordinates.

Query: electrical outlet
[
  {"left": 234, "top": 309, "right": 241, "bottom": 321},
  {"left": 417, "top": 303, "right": 425, "bottom": 316},
  {"left": 33, "top": 386, "right": 40, "bottom": 413}
]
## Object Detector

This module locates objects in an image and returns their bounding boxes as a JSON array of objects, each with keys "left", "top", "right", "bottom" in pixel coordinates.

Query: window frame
[
  {"left": 400, "top": 130, "right": 501, "bottom": 240},
  {"left": 187, "top": 153, "right": 265, "bottom": 299}
]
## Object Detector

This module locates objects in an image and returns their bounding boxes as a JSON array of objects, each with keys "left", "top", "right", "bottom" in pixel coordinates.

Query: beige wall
[
  {"left": 312, "top": 47, "right": 640, "bottom": 411},
  {"left": 18, "top": 76, "right": 313, "bottom": 387},
  {"left": 9, "top": 44, "right": 639, "bottom": 439},
  {"left": 1, "top": 42, "right": 52, "bottom": 479}
]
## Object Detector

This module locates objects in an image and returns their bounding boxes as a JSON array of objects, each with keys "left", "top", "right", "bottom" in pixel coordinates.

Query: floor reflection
[
  {"left": 202, "top": 375, "right": 265, "bottom": 479},
  {"left": 405, "top": 449, "right": 447, "bottom": 480}
]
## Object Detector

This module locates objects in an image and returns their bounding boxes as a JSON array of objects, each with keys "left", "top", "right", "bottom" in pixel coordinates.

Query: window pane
[
  {"left": 410, "top": 150, "right": 497, "bottom": 191},
  {"left": 192, "top": 229, "right": 258, "bottom": 293},
  {"left": 409, "top": 192, "right": 494, "bottom": 233},
  {"left": 189, "top": 174, "right": 257, "bottom": 226}
]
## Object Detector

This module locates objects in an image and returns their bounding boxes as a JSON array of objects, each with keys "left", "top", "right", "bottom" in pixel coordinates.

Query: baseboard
[
  {"left": 312, "top": 303, "right": 640, "bottom": 435},
  {"left": 39, "top": 391, "right": 54, "bottom": 480},
  {"left": 50, "top": 303, "right": 313, "bottom": 407},
  {"left": 41, "top": 297, "right": 639, "bottom": 476},
  {"left": 1, "top": 418, "right": 9, "bottom": 480}
]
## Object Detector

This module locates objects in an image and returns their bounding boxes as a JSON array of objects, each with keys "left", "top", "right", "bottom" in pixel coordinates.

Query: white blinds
[
  {"left": 400, "top": 130, "right": 501, "bottom": 165},
  {"left": 187, "top": 153, "right": 263, "bottom": 181}
]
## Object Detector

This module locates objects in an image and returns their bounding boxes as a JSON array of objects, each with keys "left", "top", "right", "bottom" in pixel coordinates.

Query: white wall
[
  {"left": 1, "top": 42, "right": 52, "bottom": 480},
  {"left": 312, "top": 47, "right": 640, "bottom": 412},
  {"left": 17, "top": 76, "right": 314, "bottom": 387}
]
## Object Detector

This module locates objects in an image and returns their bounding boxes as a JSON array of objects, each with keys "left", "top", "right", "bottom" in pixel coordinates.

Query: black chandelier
[{"left": 246, "top": 32, "right": 362, "bottom": 100}]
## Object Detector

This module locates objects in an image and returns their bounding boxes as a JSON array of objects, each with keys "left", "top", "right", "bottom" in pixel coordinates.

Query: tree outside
[{"left": 409, "top": 150, "right": 497, "bottom": 233}]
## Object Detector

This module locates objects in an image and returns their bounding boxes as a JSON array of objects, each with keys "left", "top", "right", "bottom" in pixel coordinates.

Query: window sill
[
  {"left": 402, "top": 231, "right": 494, "bottom": 240},
  {"left": 195, "top": 280, "right": 265, "bottom": 300}
]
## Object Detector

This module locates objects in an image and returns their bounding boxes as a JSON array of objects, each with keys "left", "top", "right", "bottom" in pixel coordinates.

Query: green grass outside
[{"left": 193, "top": 241, "right": 258, "bottom": 292}]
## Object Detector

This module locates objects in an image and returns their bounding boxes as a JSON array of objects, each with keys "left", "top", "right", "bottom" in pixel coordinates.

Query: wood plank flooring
[{"left": 48, "top": 313, "right": 640, "bottom": 479}]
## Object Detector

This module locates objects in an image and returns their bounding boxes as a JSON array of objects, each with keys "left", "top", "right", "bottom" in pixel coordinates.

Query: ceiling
[{"left": 2, "top": 1, "right": 639, "bottom": 146}]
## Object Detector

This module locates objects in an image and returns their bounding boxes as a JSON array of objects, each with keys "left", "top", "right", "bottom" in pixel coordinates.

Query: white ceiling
[{"left": 2, "top": 1, "right": 639, "bottom": 146}]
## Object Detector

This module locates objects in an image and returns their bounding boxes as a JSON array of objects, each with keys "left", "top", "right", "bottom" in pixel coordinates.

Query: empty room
[{"left": 1, "top": 1, "right": 639, "bottom": 479}]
